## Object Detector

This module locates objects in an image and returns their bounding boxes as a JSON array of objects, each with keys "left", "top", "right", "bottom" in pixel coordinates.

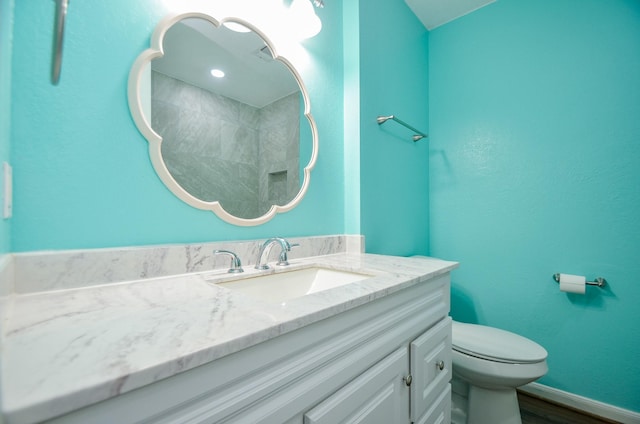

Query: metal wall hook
[
  {"left": 376, "top": 115, "right": 428, "bottom": 142},
  {"left": 51, "top": 0, "right": 69, "bottom": 85},
  {"left": 552, "top": 273, "right": 607, "bottom": 288}
]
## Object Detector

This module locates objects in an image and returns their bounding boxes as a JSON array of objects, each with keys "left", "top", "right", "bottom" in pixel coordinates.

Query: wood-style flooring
[{"left": 518, "top": 391, "right": 621, "bottom": 424}]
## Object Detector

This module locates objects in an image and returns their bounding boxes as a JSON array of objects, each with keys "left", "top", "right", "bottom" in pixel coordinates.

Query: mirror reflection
[{"left": 145, "top": 17, "right": 313, "bottom": 220}]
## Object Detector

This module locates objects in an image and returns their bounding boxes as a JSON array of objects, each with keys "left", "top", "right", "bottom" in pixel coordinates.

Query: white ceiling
[
  {"left": 404, "top": 0, "right": 496, "bottom": 30},
  {"left": 152, "top": 19, "right": 300, "bottom": 109},
  {"left": 152, "top": 2, "right": 496, "bottom": 106}
]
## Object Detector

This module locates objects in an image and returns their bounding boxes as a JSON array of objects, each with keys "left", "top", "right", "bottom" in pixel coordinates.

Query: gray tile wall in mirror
[{"left": 151, "top": 71, "right": 300, "bottom": 219}]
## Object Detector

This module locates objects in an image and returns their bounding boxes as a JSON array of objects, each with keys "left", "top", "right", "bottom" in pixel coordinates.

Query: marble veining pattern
[
  {"left": 11, "top": 235, "right": 358, "bottom": 294},
  {"left": 1, "top": 250, "right": 456, "bottom": 424},
  {"left": 0, "top": 254, "right": 13, "bottom": 296}
]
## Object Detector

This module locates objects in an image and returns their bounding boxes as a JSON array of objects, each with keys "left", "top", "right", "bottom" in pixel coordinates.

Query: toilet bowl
[{"left": 451, "top": 321, "right": 548, "bottom": 424}]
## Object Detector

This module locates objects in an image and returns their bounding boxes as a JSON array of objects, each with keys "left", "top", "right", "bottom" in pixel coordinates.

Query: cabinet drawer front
[
  {"left": 410, "top": 317, "right": 452, "bottom": 421},
  {"left": 304, "top": 347, "right": 410, "bottom": 424},
  {"left": 414, "top": 384, "right": 451, "bottom": 424}
]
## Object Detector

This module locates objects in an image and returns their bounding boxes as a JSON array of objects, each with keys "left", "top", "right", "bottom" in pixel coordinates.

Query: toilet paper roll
[{"left": 559, "top": 273, "right": 586, "bottom": 294}]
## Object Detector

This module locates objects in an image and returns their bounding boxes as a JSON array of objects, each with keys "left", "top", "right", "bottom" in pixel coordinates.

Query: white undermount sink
[{"left": 212, "top": 266, "right": 374, "bottom": 304}]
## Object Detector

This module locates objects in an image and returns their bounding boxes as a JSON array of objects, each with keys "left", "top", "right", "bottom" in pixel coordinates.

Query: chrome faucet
[
  {"left": 214, "top": 250, "right": 244, "bottom": 273},
  {"left": 255, "top": 238, "right": 298, "bottom": 270}
]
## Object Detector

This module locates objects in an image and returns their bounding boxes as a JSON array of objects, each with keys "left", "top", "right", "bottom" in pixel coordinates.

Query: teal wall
[
  {"left": 0, "top": 0, "right": 13, "bottom": 254},
  {"left": 9, "top": 0, "right": 345, "bottom": 252},
  {"left": 7, "top": 0, "right": 639, "bottom": 413},
  {"left": 358, "top": 0, "right": 430, "bottom": 256},
  {"left": 429, "top": 0, "right": 640, "bottom": 411},
  {"left": 342, "top": 0, "right": 361, "bottom": 235}
]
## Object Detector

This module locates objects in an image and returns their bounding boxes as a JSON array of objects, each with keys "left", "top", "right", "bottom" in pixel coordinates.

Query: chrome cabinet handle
[
  {"left": 436, "top": 360, "right": 445, "bottom": 371},
  {"left": 403, "top": 374, "right": 412, "bottom": 386}
]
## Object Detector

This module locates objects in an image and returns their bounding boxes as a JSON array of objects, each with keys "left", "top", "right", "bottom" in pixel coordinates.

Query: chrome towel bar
[{"left": 376, "top": 115, "right": 428, "bottom": 142}]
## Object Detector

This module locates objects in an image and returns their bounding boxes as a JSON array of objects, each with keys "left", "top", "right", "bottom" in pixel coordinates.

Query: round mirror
[{"left": 128, "top": 12, "right": 317, "bottom": 226}]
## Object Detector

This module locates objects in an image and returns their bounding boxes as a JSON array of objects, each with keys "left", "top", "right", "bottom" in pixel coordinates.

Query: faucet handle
[
  {"left": 214, "top": 250, "right": 244, "bottom": 274},
  {"left": 276, "top": 243, "right": 299, "bottom": 266}
]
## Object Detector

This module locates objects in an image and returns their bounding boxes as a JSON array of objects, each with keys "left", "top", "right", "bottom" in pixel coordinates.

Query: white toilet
[{"left": 451, "top": 320, "right": 548, "bottom": 424}]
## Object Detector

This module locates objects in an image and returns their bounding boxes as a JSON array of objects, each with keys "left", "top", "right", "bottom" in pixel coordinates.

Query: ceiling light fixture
[{"left": 289, "top": 0, "right": 322, "bottom": 39}]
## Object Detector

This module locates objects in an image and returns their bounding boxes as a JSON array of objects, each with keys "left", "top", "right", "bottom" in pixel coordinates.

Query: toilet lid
[{"left": 452, "top": 321, "right": 548, "bottom": 364}]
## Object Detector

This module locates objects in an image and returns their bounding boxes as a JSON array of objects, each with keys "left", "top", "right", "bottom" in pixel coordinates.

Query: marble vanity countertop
[{"left": 0, "top": 253, "right": 457, "bottom": 424}]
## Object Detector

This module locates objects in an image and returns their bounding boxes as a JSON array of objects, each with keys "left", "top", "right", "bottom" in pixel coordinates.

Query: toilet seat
[{"left": 452, "top": 321, "right": 547, "bottom": 364}]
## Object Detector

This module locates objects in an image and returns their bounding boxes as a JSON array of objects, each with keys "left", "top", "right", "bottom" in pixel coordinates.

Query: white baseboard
[{"left": 519, "top": 382, "right": 640, "bottom": 424}]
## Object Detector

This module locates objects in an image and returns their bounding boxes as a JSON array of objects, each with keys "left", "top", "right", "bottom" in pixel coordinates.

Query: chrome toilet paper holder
[{"left": 552, "top": 273, "right": 607, "bottom": 288}]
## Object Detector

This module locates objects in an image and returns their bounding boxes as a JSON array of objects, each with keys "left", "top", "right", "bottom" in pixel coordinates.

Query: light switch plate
[{"left": 3, "top": 162, "right": 12, "bottom": 219}]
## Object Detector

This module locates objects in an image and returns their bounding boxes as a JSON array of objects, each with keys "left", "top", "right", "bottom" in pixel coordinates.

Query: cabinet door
[
  {"left": 304, "top": 347, "right": 410, "bottom": 424},
  {"left": 414, "top": 384, "right": 451, "bottom": 424},
  {"left": 410, "top": 317, "right": 452, "bottom": 422}
]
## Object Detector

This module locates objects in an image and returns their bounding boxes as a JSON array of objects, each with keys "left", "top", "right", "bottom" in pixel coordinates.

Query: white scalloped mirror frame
[{"left": 127, "top": 12, "right": 318, "bottom": 226}]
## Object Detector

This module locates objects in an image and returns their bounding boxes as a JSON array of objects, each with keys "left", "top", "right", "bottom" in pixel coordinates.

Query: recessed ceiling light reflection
[{"left": 210, "top": 69, "right": 225, "bottom": 78}]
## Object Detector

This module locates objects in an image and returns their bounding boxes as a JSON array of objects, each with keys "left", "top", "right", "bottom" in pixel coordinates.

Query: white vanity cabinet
[
  {"left": 410, "top": 317, "right": 452, "bottom": 424},
  {"left": 304, "top": 347, "right": 411, "bottom": 424},
  {"left": 47, "top": 274, "right": 452, "bottom": 424},
  {"left": 304, "top": 317, "right": 451, "bottom": 424}
]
